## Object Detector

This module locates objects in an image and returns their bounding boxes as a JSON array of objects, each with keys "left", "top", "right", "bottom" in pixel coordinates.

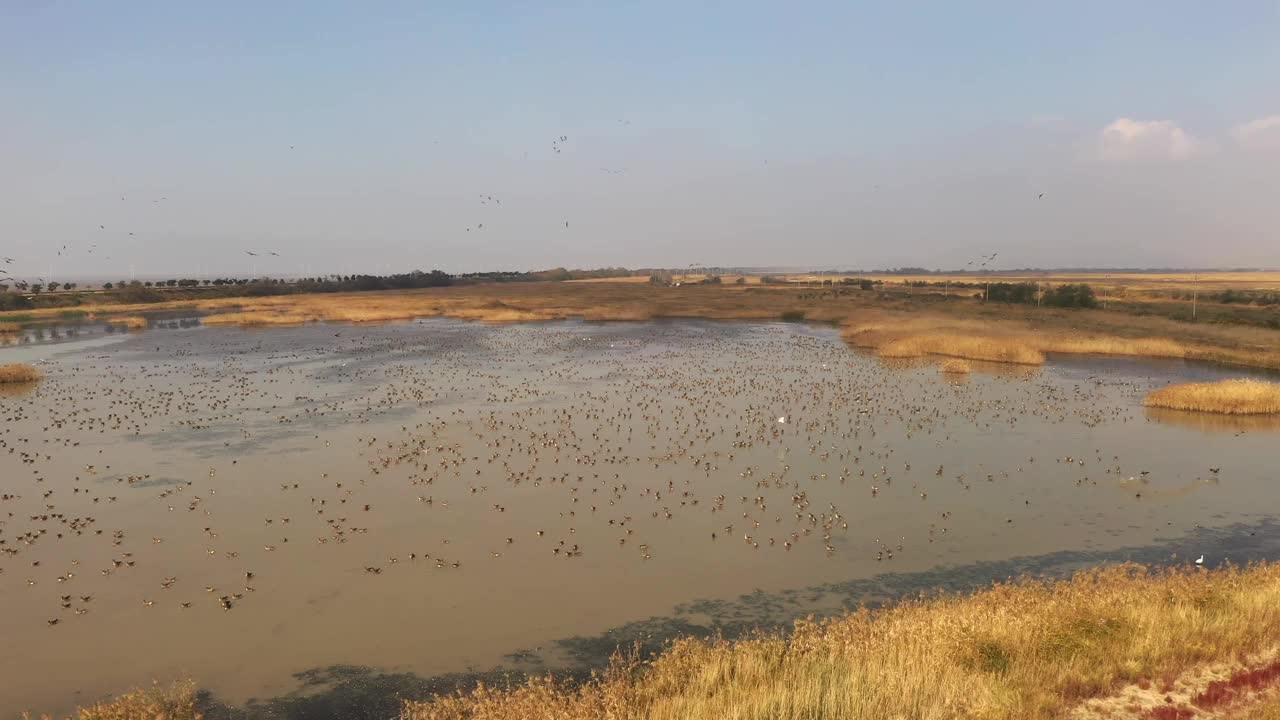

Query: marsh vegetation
[{"left": 1145, "top": 379, "right": 1280, "bottom": 415}]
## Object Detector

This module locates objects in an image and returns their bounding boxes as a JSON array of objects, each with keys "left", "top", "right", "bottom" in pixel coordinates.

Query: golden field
[
  {"left": 0, "top": 363, "right": 42, "bottom": 384},
  {"left": 1145, "top": 379, "right": 1280, "bottom": 415},
  {"left": 38, "top": 563, "right": 1280, "bottom": 720}
]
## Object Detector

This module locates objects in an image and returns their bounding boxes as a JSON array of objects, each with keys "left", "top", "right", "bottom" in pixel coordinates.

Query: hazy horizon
[{"left": 3, "top": 2, "right": 1278, "bottom": 282}]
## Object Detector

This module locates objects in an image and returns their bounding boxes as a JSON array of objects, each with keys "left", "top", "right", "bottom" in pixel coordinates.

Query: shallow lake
[{"left": 2, "top": 319, "right": 1278, "bottom": 717}]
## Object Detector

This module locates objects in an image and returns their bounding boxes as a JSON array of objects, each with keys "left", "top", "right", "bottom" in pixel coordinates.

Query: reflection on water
[
  {"left": 1, "top": 318, "right": 1277, "bottom": 716},
  {"left": 0, "top": 380, "right": 39, "bottom": 398},
  {"left": 1145, "top": 406, "right": 1280, "bottom": 433},
  {"left": 0, "top": 315, "right": 203, "bottom": 347},
  {"left": 878, "top": 355, "right": 1041, "bottom": 380}
]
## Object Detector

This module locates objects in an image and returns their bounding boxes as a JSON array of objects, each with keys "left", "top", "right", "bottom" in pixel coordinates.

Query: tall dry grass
[
  {"left": 0, "top": 321, "right": 20, "bottom": 333},
  {"left": 939, "top": 358, "right": 972, "bottom": 374},
  {"left": 0, "top": 363, "right": 42, "bottom": 384},
  {"left": 842, "top": 314, "right": 1197, "bottom": 367},
  {"left": 401, "top": 563, "right": 1280, "bottom": 720},
  {"left": 879, "top": 333, "right": 1046, "bottom": 364},
  {"left": 1144, "top": 379, "right": 1280, "bottom": 415}
]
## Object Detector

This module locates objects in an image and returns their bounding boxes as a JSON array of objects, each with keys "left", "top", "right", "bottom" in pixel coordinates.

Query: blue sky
[{"left": 3, "top": 2, "right": 1279, "bottom": 279}]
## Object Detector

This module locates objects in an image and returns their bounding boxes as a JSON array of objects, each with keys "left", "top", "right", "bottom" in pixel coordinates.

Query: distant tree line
[
  {"left": 0, "top": 267, "right": 648, "bottom": 310},
  {"left": 458, "top": 267, "right": 636, "bottom": 283}
]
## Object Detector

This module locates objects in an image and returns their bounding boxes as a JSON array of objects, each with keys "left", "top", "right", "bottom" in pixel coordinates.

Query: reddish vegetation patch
[{"left": 1193, "top": 658, "right": 1280, "bottom": 710}]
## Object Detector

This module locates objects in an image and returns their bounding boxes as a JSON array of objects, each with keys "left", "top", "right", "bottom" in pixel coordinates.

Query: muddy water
[{"left": 1, "top": 319, "right": 1277, "bottom": 716}]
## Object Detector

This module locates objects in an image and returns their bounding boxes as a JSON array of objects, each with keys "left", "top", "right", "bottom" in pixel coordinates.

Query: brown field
[
  {"left": 0, "top": 363, "right": 42, "bottom": 384},
  {"left": 1144, "top": 379, "right": 1280, "bottom": 415},
  {"left": 9, "top": 280, "right": 1280, "bottom": 370},
  {"left": 39, "top": 563, "right": 1280, "bottom": 720}
]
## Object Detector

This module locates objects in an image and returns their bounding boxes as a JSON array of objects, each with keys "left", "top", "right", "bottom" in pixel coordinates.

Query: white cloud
[
  {"left": 1232, "top": 115, "right": 1280, "bottom": 151},
  {"left": 1096, "top": 118, "right": 1201, "bottom": 161}
]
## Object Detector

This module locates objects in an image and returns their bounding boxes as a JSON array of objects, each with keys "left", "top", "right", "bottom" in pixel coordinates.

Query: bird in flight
[
  {"left": 269, "top": 252, "right": 280, "bottom": 257},
  {"left": 245, "top": 251, "right": 258, "bottom": 257},
  {"left": 1038, "top": 193, "right": 1044, "bottom": 199}
]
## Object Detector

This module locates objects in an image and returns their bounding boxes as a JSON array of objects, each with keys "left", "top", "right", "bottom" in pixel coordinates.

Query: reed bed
[
  {"left": 1144, "top": 379, "right": 1280, "bottom": 415},
  {"left": 842, "top": 314, "right": 1196, "bottom": 367},
  {"left": 0, "top": 363, "right": 41, "bottom": 384},
  {"left": 878, "top": 333, "right": 1046, "bottom": 365},
  {"left": 0, "top": 321, "right": 20, "bottom": 333},
  {"left": 939, "top": 358, "right": 972, "bottom": 374}
]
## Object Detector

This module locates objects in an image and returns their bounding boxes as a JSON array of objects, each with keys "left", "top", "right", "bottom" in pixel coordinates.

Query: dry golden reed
[
  {"left": 0, "top": 363, "right": 41, "bottom": 384},
  {"left": 0, "top": 321, "right": 21, "bottom": 333},
  {"left": 1144, "top": 378, "right": 1280, "bottom": 415},
  {"left": 939, "top": 358, "right": 972, "bottom": 374},
  {"left": 842, "top": 314, "right": 1195, "bottom": 367}
]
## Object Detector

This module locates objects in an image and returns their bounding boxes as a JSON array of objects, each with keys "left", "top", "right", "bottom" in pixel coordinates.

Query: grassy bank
[
  {"left": 40, "top": 563, "right": 1280, "bottom": 719},
  {"left": 1145, "top": 379, "right": 1280, "bottom": 415}
]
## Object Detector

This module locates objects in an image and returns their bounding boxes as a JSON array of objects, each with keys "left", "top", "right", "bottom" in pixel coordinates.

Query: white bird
[
  {"left": 1195, "top": 555, "right": 1204, "bottom": 565},
  {"left": 777, "top": 416, "right": 787, "bottom": 424}
]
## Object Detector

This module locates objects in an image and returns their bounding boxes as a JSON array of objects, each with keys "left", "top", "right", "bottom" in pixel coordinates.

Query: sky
[{"left": 2, "top": 1, "right": 1279, "bottom": 280}]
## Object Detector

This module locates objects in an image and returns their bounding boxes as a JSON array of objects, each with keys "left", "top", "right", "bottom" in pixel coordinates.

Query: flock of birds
[
  {"left": 3, "top": 133, "right": 606, "bottom": 287},
  {"left": 0, "top": 319, "right": 1234, "bottom": 658},
  {"left": 4, "top": 129, "right": 1051, "bottom": 291}
]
